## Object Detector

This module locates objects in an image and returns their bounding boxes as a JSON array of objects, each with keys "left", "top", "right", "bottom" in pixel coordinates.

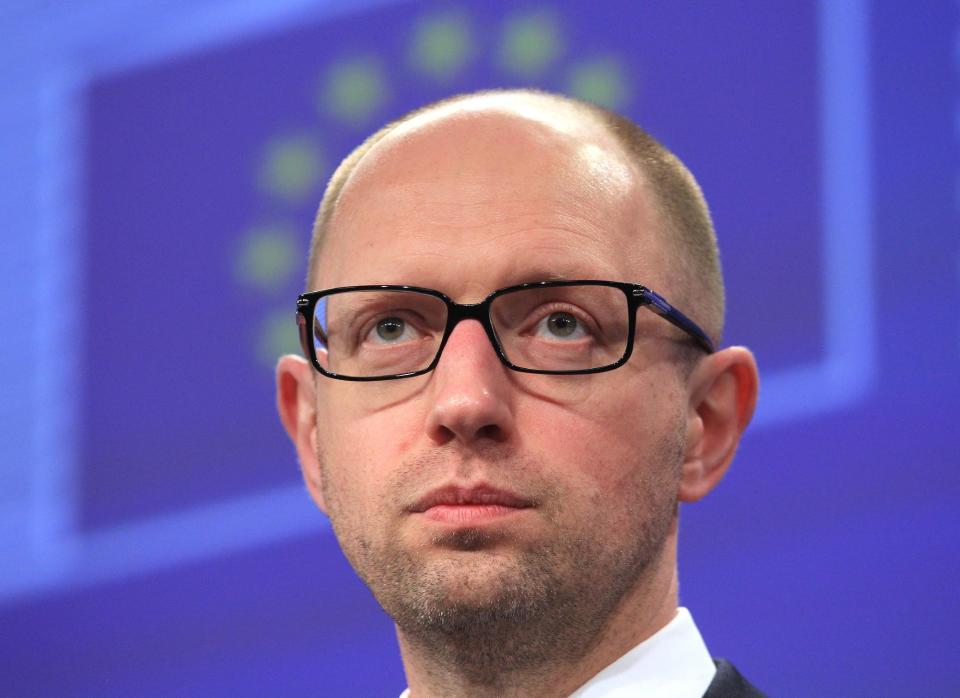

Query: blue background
[{"left": 1, "top": 1, "right": 957, "bottom": 695}]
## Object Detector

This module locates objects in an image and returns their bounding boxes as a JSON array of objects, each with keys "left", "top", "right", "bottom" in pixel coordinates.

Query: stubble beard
[
  {"left": 384, "top": 523, "right": 670, "bottom": 687},
  {"left": 321, "top": 436, "right": 682, "bottom": 689}
]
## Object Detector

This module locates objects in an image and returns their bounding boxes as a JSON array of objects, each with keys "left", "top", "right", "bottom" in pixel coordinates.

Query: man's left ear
[{"left": 679, "top": 346, "right": 759, "bottom": 502}]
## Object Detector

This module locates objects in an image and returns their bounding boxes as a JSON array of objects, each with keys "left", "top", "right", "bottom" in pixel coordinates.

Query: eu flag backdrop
[{"left": 2, "top": 1, "right": 957, "bottom": 695}]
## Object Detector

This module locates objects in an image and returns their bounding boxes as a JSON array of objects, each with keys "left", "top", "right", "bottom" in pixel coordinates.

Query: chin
[
  {"left": 430, "top": 547, "right": 525, "bottom": 594},
  {"left": 392, "top": 550, "right": 538, "bottom": 623}
]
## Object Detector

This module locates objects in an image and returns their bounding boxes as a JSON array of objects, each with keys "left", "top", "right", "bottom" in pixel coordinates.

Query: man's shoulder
[{"left": 703, "top": 659, "right": 768, "bottom": 698}]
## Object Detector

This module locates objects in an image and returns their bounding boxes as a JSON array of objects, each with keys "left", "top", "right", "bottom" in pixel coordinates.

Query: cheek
[
  {"left": 525, "top": 376, "right": 683, "bottom": 493},
  {"left": 315, "top": 402, "right": 424, "bottom": 507},
  {"left": 317, "top": 385, "right": 421, "bottom": 454}
]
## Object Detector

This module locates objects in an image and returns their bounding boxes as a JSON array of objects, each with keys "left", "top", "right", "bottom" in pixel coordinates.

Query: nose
[{"left": 425, "top": 319, "right": 515, "bottom": 445}]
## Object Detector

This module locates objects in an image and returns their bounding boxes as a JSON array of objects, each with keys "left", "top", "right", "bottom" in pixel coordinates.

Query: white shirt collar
[
  {"left": 568, "top": 607, "right": 716, "bottom": 698},
  {"left": 399, "top": 607, "right": 715, "bottom": 698}
]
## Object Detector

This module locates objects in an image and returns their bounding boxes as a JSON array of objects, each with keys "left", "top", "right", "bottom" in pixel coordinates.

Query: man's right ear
[{"left": 276, "top": 354, "right": 327, "bottom": 514}]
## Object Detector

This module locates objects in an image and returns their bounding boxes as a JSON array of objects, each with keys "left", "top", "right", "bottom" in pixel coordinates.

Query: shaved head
[{"left": 306, "top": 89, "right": 724, "bottom": 344}]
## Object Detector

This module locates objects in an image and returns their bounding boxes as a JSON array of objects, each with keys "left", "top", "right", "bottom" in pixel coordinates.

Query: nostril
[
  {"left": 426, "top": 395, "right": 515, "bottom": 445},
  {"left": 432, "top": 424, "right": 456, "bottom": 446},
  {"left": 476, "top": 424, "right": 507, "bottom": 442},
  {"left": 427, "top": 419, "right": 508, "bottom": 446}
]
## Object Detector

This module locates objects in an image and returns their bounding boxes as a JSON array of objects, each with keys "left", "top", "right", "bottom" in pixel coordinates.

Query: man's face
[{"left": 308, "top": 104, "right": 693, "bottom": 647}]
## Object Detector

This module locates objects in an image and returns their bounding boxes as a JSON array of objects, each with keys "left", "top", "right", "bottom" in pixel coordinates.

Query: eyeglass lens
[{"left": 312, "top": 286, "right": 631, "bottom": 378}]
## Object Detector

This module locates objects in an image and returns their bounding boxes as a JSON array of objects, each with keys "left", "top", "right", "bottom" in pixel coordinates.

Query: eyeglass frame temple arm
[{"left": 637, "top": 288, "right": 716, "bottom": 354}]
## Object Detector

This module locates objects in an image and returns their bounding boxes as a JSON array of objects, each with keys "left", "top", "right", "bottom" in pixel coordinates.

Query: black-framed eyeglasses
[{"left": 295, "top": 280, "right": 715, "bottom": 381}]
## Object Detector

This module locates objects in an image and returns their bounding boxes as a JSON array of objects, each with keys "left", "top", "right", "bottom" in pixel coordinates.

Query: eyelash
[
  {"left": 524, "top": 303, "right": 599, "bottom": 338},
  {"left": 358, "top": 311, "right": 429, "bottom": 346}
]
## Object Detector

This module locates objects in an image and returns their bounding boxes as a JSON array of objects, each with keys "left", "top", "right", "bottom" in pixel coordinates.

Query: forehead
[{"left": 316, "top": 100, "right": 670, "bottom": 298}]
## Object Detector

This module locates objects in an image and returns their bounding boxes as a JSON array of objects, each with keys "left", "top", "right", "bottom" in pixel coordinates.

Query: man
[{"left": 277, "top": 89, "right": 763, "bottom": 697}]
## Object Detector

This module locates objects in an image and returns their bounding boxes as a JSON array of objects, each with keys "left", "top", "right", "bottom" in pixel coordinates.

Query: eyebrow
[
  {"left": 498, "top": 270, "right": 616, "bottom": 288},
  {"left": 506, "top": 267, "right": 615, "bottom": 286},
  {"left": 538, "top": 270, "right": 575, "bottom": 281}
]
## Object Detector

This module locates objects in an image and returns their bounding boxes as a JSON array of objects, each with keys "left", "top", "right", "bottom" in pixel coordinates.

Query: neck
[{"left": 398, "top": 544, "right": 679, "bottom": 698}]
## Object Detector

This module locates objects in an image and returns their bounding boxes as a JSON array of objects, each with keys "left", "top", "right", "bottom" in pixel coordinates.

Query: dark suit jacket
[{"left": 702, "top": 659, "right": 767, "bottom": 698}]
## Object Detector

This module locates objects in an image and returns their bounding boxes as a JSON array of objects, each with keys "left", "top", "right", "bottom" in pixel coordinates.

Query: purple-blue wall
[{"left": 2, "top": 1, "right": 957, "bottom": 695}]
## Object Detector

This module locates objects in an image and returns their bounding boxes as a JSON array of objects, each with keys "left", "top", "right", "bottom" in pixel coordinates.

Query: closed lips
[{"left": 409, "top": 486, "right": 535, "bottom": 513}]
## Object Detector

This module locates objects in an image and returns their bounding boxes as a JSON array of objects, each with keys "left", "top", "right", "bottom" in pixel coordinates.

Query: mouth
[{"left": 408, "top": 485, "right": 536, "bottom": 525}]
